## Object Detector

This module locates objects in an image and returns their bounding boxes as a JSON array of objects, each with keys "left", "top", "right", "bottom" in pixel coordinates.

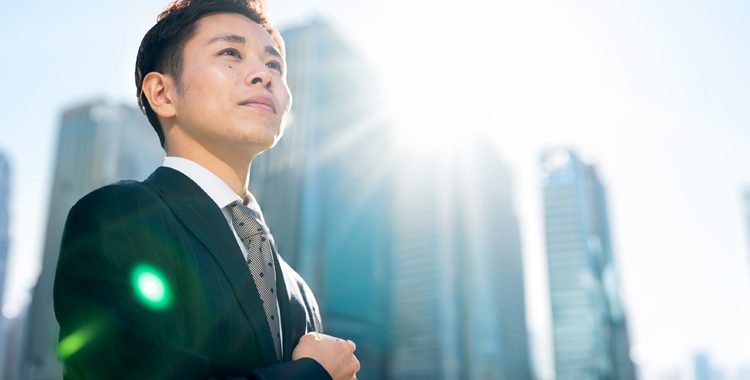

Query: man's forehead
[{"left": 192, "top": 12, "right": 280, "bottom": 51}]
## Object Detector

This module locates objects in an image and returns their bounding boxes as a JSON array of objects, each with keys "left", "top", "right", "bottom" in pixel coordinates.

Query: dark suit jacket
[{"left": 54, "top": 166, "right": 331, "bottom": 380}]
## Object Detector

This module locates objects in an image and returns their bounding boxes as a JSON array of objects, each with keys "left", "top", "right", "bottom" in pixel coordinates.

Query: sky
[{"left": 1, "top": 1, "right": 750, "bottom": 379}]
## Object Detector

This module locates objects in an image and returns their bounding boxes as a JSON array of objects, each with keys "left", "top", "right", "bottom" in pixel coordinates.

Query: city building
[
  {"left": 2, "top": 314, "right": 26, "bottom": 380},
  {"left": 0, "top": 151, "right": 12, "bottom": 375},
  {"left": 17, "top": 101, "right": 163, "bottom": 379},
  {"left": 743, "top": 188, "right": 750, "bottom": 259},
  {"left": 540, "top": 148, "right": 636, "bottom": 380},
  {"left": 389, "top": 135, "right": 532, "bottom": 380},
  {"left": 693, "top": 351, "right": 713, "bottom": 380},
  {"left": 0, "top": 151, "right": 10, "bottom": 311},
  {"left": 250, "top": 19, "right": 392, "bottom": 379}
]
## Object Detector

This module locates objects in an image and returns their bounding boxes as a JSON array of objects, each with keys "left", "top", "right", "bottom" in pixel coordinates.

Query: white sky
[{"left": 1, "top": 1, "right": 749, "bottom": 379}]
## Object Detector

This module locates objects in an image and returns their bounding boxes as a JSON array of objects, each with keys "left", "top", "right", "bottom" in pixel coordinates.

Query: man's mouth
[{"left": 239, "top": 95, "right": 276, "bottom": 114}]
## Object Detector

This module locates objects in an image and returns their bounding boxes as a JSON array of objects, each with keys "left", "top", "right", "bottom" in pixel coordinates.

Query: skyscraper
[
  {"left": 249, "top": 19, "right": 392, "bottom": 379},
  {"left": 389, "top": 135, "right": 532, "bottom": 380},
  {"left": 0, "top": 151, "right": 12, "bottom": 375},
  {"left": 540, "top": 148, "right": 636, "bottom": 380},
  {"left": 743, "top": 188, "right": 750, "bottom": 259},
  {"left": 0, "top": 151, "right": 9, "bottom": 310},
  {"left": 18, "top": 101, "right": 163, "bottom": 379},
  {"left": 693, "top": 351, "right": 714, "bottom": 380}
]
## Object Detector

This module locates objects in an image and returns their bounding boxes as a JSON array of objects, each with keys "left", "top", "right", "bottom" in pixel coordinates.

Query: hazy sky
[{"left": 2, "top": 1, "right": 749, "bottom": 379}]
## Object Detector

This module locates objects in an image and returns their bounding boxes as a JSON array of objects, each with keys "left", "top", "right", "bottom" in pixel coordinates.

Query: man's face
[{"left": 170, "top": 12, "right": 291, "bottom": 154}]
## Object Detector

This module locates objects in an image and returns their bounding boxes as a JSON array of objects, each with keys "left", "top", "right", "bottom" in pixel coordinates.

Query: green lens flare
[
  {"left": 57, "top": 322, "right": 102, "bottom": 360},
  {"left": 131, "top": 263, "right": 172, "bottom": 310}
]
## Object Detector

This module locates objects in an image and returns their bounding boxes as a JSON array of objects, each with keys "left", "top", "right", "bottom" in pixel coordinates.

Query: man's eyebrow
[
  {"left": 265, "top": 45, "right": 282, "bottom": 59},
  {"left": 207, "top": 34, "right": 246, "bottom": 45},
  {"left": 206, "top": 36, "right": 281, "bottom": 59}
]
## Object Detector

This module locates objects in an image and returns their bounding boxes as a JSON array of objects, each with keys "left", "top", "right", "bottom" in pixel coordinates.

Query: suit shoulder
[
  {"left": 72, "top": 180, "right": 161, "bottom": 213},
  {"left": 66, "top": 181, "right": 166, "bottom": 230},
  {"left": 58, "top": 179, "right": 172, "bottom": 267}
]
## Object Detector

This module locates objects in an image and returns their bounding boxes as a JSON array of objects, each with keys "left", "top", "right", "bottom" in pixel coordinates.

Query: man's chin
[
  {"left": 268, "top": 130, "right": 284, "bottom": 149},
  {"left": 254, "top": 123, "right": 282, "bottom": 144},
  {"left": 256, "top": 126, "right": 284, "bottom": 150},
  {"left": 239, "top": 134, "right": 281, "bottom": 158}
]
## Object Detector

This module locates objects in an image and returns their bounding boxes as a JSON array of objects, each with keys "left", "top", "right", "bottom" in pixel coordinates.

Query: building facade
[
  {"left": 743, "top": 188, "right": 750, "bottom": 260},
  {"left": 0, "top": 151, "right": 12, "bottom": 375},
  {"left": 0, "top": 152, "right": 9, "bottom": 311},
  {"left": 389, "top": 135, "right": 532, "bottom": 380},
  {"left": 250, "top": 20, "right": 392, "bottom": 380},
  {"left": 540, "top": 148, "right": 635, "bottom": 380},
  {"left": 17, "top": 101, "right": 163, "bottom": 379}
]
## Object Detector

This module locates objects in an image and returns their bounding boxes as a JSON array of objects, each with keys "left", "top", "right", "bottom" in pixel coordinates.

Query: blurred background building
[
  {"left": 540, "top": 148, "right": 635, "bottom": 380},
  {"left": 254, "top": 19, "right": 533, "bottom": 380},
  {"left": 743, "top": 188, "right": 750, "bottom": 259},
  {"left": 0, "top": 152, "right": 9, "bottom": 320},
  {"left": 0, "top": 152, "right": 11, "bottom": 375},
  {"left": 1, "top": 315, "right": 25, "bottom": 380},
  {"left": 16, "top": 101, "right": 163, "bottom": 379},
  {"left": 693, "top": 351, "right": 717, "bottom": 380},
  {"left": 388, "top": 134, "right": 532, "bottom": 380},
  {"left": 251, "top": 19, "right": 392, "bottom": 380}
]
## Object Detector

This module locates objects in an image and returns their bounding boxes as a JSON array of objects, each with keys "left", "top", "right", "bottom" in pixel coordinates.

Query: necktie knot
[{"left": 229, "top": 200, "right": 268, "bottom": 239}]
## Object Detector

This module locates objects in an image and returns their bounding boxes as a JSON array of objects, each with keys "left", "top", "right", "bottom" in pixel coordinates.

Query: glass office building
[
  {"left": 540, "top": 148, "right": 635, "bottom": 380},
  {"left": 0, "top": 152, "right": 9, "bottom": 312},
  {"left": 743, "top": 189, "right": 750, "bottom": 258},
  {"left": 389, "top": 136, "right": 531, "bottom": 380},
  {"left": 18, "top": 101, "right": 163, "bottom": 380},
  {"left": 0, "top": 152, "right": 11, "bottom": 375},
  {"left": 250, "top": 19, "right": 392, "bottom": 380}
]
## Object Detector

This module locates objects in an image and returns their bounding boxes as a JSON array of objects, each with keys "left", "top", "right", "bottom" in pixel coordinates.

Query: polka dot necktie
[{"left": 228, "top": 200, "right": 282, "bottom": 360}]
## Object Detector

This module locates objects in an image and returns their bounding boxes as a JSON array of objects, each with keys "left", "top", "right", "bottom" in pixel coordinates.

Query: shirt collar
[{"left": 161, "top": 156, "right": 262, "bottom": 216}]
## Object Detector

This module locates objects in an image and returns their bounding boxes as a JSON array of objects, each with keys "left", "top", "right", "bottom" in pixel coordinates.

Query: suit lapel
[{"left": 144, "top": 167, "right": 279, "bottom": 365}]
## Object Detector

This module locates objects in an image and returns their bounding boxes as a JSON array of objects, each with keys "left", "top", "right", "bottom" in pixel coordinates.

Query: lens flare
[
  {"left": 57, "top": 321, "right": 102, "bottom": 360},
  {"left": 131, "top": 263, "right": 172, "bottom": 310}
]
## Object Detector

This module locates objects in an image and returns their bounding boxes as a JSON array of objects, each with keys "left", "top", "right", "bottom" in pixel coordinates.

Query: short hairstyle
[{"left": 134, "top": 0, "right": 285, "bottom": 147}]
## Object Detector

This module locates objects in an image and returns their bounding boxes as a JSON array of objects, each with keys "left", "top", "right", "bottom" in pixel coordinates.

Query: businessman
[{"left": 53, "top": 0, "right": 359, "bottom": 378}]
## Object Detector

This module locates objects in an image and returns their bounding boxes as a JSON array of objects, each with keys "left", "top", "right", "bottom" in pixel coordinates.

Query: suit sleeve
[
  {"left": 54, "top": 184, "right": 332, "bottom": 380},
  {"left": 54, "top": 184, "right": 215, "bottom": 379}
]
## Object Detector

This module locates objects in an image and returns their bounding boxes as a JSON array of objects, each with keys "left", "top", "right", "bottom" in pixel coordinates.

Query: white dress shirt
[{"left": 161, "top": 156, "right": 283, "bottom": 346}]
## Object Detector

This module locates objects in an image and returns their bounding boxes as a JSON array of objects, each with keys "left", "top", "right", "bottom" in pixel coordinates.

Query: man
[{"left": 53, "top": 0, "right": 360, "bottom": 379}]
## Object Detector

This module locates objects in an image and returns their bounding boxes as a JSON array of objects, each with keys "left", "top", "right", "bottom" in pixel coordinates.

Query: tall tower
[
  {"left": 0, "top": 151, "right": 11, "bottom": 375},
  {"left": 250, "top": 19, "right": 392, "bottom": 379},
  {"left": 693, "top": 351, "right": 714, "bottom": 380},
  {"left": 389, "top": 135, "right": 531, "bottom": 380},
  {"left": 18, "top": 101, "right": 163, "bottom": 379},
  {"left": 540, "top": 148, "right": 635, "bottom": 380},
  {"left": 743, "top": 188, "right": 750, "bottom": 260},
  {"left": 389, "top": 146, "right": 462, "bottom": 380},
  {"left": 0, "top": 151, "right": 9, "bottom": 311}
]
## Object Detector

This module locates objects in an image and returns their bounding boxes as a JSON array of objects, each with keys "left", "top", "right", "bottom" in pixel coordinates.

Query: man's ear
[{"left": 142, "top": 72, "right": 177, "bottom": 119}]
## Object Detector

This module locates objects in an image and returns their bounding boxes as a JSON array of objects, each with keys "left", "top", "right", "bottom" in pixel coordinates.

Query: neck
[{"left": 165, "top": 137, "right": 256, "bottom": 200}]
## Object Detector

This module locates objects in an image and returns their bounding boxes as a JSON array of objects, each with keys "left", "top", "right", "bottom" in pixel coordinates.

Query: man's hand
[{"left": 292, "top": 332, "right": 360, "bottom": 380}]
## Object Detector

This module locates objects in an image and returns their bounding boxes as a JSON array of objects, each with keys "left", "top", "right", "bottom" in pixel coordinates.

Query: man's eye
[
  {"left": 267, "top": 61, "right": 283, "bottom": 73},
  {"left": 220, "top": 48, "right": 242, "bottom": 59}
]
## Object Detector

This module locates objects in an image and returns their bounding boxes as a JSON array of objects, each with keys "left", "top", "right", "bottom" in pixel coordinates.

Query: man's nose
[{"left": 247, "top": 67, "right": 273, "bottom": 90}]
